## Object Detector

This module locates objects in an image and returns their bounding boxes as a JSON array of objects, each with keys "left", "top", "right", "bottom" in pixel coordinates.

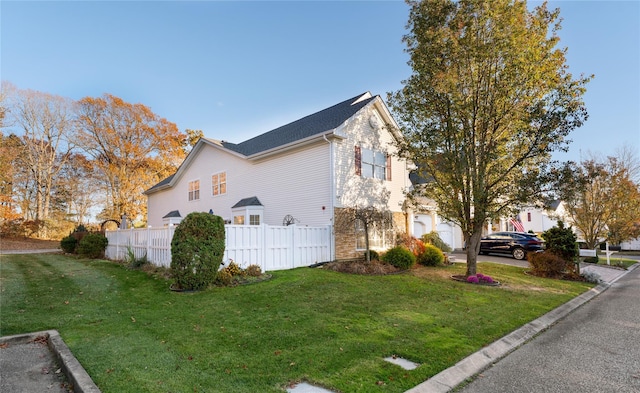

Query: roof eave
[{"left": 246, "top": 130, "right": 344, "bottom": 161}]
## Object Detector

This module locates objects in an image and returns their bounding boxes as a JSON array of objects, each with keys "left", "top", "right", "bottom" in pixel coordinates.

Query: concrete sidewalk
[{"left": 0, "top": 330, "right": 101, "bottom": 393}]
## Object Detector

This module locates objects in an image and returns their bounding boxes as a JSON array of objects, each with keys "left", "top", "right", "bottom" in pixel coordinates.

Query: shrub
[
  {"left": 421, "top": 232, "right": 452, "bottom": 253},
  {"left": 581, "top": 270, "right": 602, "bottom": 284},
  {"left": 245, "top": 264, "right": 262, "bottom": 277},
  {"left": 396, "top": 233, "right": 426, "bottom": 256},
  {"left": 584, "top": 256, "right": 599, "bottom": 264},
  {"left": 125, "top": 246, "right": 149, "bottom": 269},
  {"left": 528, "top": 250, "right": 567, "bottom": 278},
  {"left": 466, "top": 273, "right": 495, "bottom": 284},
  {"left": 381, "top": 246, "right": 416, "bottom": 270},
  {"left": 364, "top": 249, "right": 380, "bottom": 261},
  {"left": 224, "top": 261, "right": 244, "bottom": 277},
  {"left": 214, "top": 269, "right": 233, "bottom": 286},
  {"left": 417, "top": 243, "right": 445, "bottom": 266},
  {"left": 170, "top": 212, "right": 225, "bottom": 291},
  {"left": 76, "top": 233, "right": 108, "bottom": 258},
  {"left": 542, "top": 221, "right": 578, "bottom": 262},
  {"left": 60, "top": 235, "right": 78, "bottom": 253}
]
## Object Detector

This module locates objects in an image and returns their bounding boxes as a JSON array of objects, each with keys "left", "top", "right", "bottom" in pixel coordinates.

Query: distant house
[{"left": 144, "top": 92, "right": 412, "bottom": 260}]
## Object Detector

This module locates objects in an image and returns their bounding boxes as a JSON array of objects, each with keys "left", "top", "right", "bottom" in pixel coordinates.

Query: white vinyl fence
[{"left": 105, "top": 224, "right": 333, "bottom": 271}]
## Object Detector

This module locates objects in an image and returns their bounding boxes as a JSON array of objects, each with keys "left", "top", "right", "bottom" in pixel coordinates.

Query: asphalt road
[{"left": 455, "top": 259, "right": 640, "bottom": 393}]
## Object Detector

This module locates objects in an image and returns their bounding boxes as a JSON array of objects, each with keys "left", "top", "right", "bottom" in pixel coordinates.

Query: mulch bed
[{"left": 321, "top": 260, "right": 402, "bottom": 275}]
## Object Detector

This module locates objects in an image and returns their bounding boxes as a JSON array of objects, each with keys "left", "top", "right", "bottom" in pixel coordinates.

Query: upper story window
[
  {"left": 188, "top": 180, "right": 200, "bottom": 201},
  {"left": 355, "top": 146, "right": 391, "bottom": 181},
  {"left": 212, "top": 172, "right": 227, "bottom": 196}
]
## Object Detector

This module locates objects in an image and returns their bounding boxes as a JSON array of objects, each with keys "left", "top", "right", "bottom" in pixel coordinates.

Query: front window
[
  {"left": 355, "top": 212, "right": 394, "bottom": 250},
  {"left": 188, "top": 180, "right": 200, "bottom": 201},
  {"left": 233, "top": 215, "right": 245, "bottom": 225},
  {"left": 249, "top": 214, "right": 260, "bottom": 225},
  {"left": 212, "top": 172, "right": 226, "bottom": 196}
]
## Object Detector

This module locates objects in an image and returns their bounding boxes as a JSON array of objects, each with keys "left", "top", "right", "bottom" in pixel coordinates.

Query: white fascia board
[
  {"left": 145, "top": 138, "right": 247, "bottom": 195},
  {"left": 366, "top": 96, "right": 403, "bottom": 142}
]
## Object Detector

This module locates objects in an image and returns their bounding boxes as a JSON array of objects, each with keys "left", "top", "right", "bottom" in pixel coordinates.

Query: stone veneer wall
[{"left": 333, "top": 208, "right": 407, "bottom": 260}]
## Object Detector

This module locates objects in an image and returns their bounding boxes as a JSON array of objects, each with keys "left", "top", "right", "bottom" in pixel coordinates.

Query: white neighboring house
[
  {"left": 492, "top": 201, "right": 567, "bottom": 234},
  {"left": 144, "top": 92, "right": 413, "bottom": 260}
]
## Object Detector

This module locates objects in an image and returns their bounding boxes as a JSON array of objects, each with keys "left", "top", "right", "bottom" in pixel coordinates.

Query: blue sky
[{"left": 2, "top": 1, "right": 638, "bottom": 163}]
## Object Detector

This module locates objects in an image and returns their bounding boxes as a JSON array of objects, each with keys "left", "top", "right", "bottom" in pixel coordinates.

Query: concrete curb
[
  {"left": 405, "top": 263, "right": 640, "bottom": 393},
  {"left": 0, "top": 330, "right": 101, "bottom": 393}
]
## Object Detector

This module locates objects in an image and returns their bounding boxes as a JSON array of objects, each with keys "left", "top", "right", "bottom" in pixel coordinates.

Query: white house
[{"left": 144, "top": 92, "right": 413, "bottom": 260}]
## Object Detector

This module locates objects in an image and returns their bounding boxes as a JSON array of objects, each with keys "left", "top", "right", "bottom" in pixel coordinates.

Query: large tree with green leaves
[{"left": 388, "top": 0, "right": 590, "bottom": 276}]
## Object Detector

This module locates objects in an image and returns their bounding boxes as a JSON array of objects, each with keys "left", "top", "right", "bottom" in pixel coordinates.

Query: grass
[
  {"left": 593, "top": 257, "right": 637, "bottom": 269},
  {"left": 0, "top": 254, "right": 593, "bottom": 393}
]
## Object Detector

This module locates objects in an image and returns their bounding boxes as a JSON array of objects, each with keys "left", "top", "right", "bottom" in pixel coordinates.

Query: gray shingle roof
[
  {"left": 146, "top": 93, "right": 376, "bottom": 194},
  {"left": 221, "top": 93, "right": 376, "bottom": 156},
  {"left": 232, "top": 196, "right": 263, "bottom": 208},
  {"left": 162, "top": 210, "right": 181, "bottom": 218}
]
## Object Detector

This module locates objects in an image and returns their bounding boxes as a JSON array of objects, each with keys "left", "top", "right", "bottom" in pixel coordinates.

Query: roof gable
[{"left": 145, "top": 92, "right": 387, "bottom": 195}]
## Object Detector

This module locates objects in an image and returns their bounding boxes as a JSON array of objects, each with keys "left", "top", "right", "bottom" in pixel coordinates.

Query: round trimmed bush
[
  {"left": 170, "top": 212, "right": 225, "bottom": 291},
  {"left": 381, "top": 246, "right": 416, "bottom": 270},
  {"left": 417, "top": 244, "right": 445, "bottom": 266},
  {"left": 76, "top": 233, "right": 108, "bottom": 258},
  {"left": 60, "top": 235, "right": 78, "bottom": 253}
]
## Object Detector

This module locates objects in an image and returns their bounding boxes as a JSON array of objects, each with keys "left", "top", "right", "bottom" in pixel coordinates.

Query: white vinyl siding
[
  {"left": 147, "top": 142, "right": 332, "bottom": 227},
  {"left": 334, "top": 106, "right": 409, "bottom": 212}
]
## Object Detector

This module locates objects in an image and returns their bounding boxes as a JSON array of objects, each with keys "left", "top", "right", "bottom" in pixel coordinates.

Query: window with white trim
[
  {"left": 355, "top": 212, "right": 394, "bottom": 250},
  {"left": 249, "top": 215, "right": 260, "bottom": 225},
  {"left": 212, "top": 172, "right": 227, "bottom": 196},
  {"left": 355, "top": 146, "right": 391, "bottom": 180},
  {"left": 188, "top": 180, "right": 200, "bottom": 201},
  {"left": 233, "top": 215, "right": 245, "bottom": 225}
]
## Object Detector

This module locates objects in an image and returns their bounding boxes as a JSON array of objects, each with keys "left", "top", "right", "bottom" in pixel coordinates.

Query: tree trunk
[{"left": 465, "top": 230, "right": 483, "bottom": 277}]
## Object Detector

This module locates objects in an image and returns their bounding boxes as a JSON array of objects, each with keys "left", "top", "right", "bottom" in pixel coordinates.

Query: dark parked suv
[{"left": 479, "top": 231, "right": 544, "bottom": 260}]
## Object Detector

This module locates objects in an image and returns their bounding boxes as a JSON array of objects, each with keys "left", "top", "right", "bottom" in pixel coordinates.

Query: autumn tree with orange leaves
[{"left": 76, "top": 94, "right": 185, "bottom": 224}]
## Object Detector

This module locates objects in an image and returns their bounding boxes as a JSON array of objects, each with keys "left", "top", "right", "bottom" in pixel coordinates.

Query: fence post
[
  {"left": 291, "top": 224, "right": 296, "bottom": 269},
  {"left": 261, "top": 224, "right": 267, "bottom": 272},
  {"left": 115, "top": 229, "right": 119, "bottom": 260}
]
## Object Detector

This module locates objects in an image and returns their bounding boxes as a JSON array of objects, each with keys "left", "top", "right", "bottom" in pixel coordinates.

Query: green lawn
[{"left": 0, "top": 254, "right": 593, "bottom": 393}]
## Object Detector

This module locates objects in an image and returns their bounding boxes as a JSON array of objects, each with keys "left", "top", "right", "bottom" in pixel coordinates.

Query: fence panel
[
  {"left": 105, "top": 224, "right": 332, "bottom": 271},
  {"left": 224, "top": 225, "right": 264, "bottom": 270}
]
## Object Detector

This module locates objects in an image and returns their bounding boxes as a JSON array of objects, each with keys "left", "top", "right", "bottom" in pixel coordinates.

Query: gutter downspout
[{"left": 323, "top": 133, "right": 335, "bottom": 261}]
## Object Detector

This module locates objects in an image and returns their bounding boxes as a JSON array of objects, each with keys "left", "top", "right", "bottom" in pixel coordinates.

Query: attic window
[
  {"left": 188, "top": 180, "right": 200, "bottom": 201},
  {"left": 212, "top": 172, "right": 226, "bottom": 196}
]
